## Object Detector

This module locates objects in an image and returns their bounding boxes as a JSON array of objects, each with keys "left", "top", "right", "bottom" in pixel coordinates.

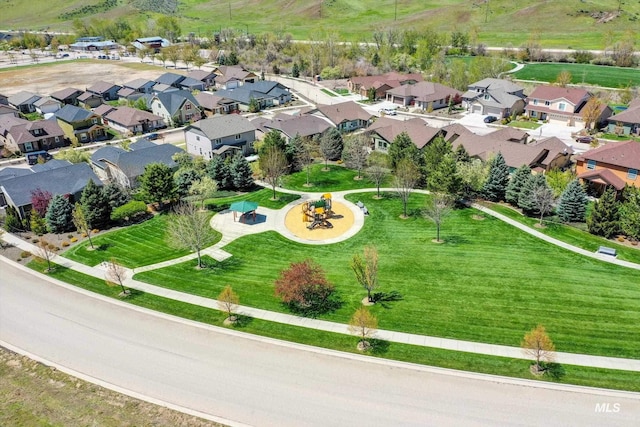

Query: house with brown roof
[
  {"left": 347, "top": 72, "right": 423, "bottom": 100},
  {"left": 86, "top": 81, "right": 122, "bottom": 101},
  {"left": 607, "top": 98, "right": 640, "bottom": 136},
  {"left": 575, "top": 141, "right": 640, "bottom": 193},
  {"left": 0, "top": 115, "right": 66, "bottom": 154},
  {"left": 187, "top": 70, "right": 216, "bottom": 90},
  {"left": 77, "top": 91, "right": 103, "bottom": 109},
  {"left": 93, "top": 104, "right": 116, "bottom": 117},
  {"left": 307, "top": 101, "right": 374, "bottom": 132},
  {"left": 194, "top": 92, "right": 238, "bottom": 116},
  {"left": 367, "top": 117, "right": 443, "bottom": 152},
  {"left": 212, "top": 65, "right": 258, "bottom": 89},
  {"left": 103, "top": 106, "right": 165, "bottom": 135},
  {"left": 252, "top": 114, "right": 332, "bottom": 143},
  {"left": 525, "top": 85, "right": 612, "bottom": 126},
  {"left": 33, "top": 97, "right": 62, "bottom": 115},
  {"left": 50, "top": 88, "right": 84, "bottom": 106},
  {"left": 385, "top": 81, "right": 460, "bottom": 109}
]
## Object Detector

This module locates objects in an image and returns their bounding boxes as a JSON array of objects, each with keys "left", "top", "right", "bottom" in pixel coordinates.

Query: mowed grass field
[
  {"left": 3, "top": 1, "right": 640, "bottom": 49},
  {"left": 513, "top": 63, "right": 640, "bottom": 88},
  {"left": 135, "top": 192, "right": 640, "bottom": 359},
  {"left": 63, "top": 214, "right": 221, "bottom": 268},
  {"left": 281, "top": 164, "right": 393, "bottom": 192}
]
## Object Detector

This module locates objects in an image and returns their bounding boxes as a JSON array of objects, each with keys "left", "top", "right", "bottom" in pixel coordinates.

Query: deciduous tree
[
  {"left": 167, "top": 202, "right": 214, "bottom": 269},
  {"left": 188, "top": 176, "right": 218, "bottom": 208},
  {"left": 521, "top": 325, "right": 556, "bottom": 373},
  {"left": 293, "top": 135, "right": 317, "bottom": 186},
  {"left": 350, "top": 245, "right": 379, "bottom": 303},
  {"left": 342, "top": 134, "right": 369, "bottom": 179},
  {"left": 348, "top": 307, "right": 378, "bottom": 351},
  {"left": 556, "top": 179, "right": 588, "bottom": 223},
  {"left": 274, "top": 259, "right": 335, "bottom": 315},
  {"left": 218, "top": 285, "right": 240, "bottom": 323},
  {"left": 554, "top": 70, "right": 572, "bottom": 87},
  {"left": 581, "top": 96, "right": 603, "bottom": 130},
  {"left": 393, "top": 158, "right": 420, "bottom": 218},
  {"left": 105, "top": 258, "right": 129, "bottom": 296},
  {"left": 456, "top": 158, "right": 488, "bottom": 200},
  {"left": 365, "top": 152, "right": 389, "bottom": 199},
  {"left": 319, "top": 128, "right": 343, "bottom": 170},
  {"left": 530, "top": 185, "right": 556, "bottom": 226},
  {"left": 259, "top": 146, "right": 288, "bottom": 200},
  {"left": 30, "top": 188, "right": 52, "bottom": 217},
  {"left": 72, "top": 203, "right": 95, "bottom": 249},
  {"left": 545, "top": 169, "right": 575, "bottom": 198},
  {"left": 35, "top": 238, "right": 56, "bottom": 272},
  {"left": 423, "top": 193, "right": 453, "bottom": 242}
]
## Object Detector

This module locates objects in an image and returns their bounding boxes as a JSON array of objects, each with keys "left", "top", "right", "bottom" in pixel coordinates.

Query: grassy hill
[{"left": 1, "top": 0, "right": 639, "bottom": 49}]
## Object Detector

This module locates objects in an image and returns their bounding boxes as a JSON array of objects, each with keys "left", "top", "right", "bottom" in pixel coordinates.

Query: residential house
[
  {"left": 90, "top": 140, "right": 182, "bottom": 188},
  {"left": 116, "top": 87, "right": 144, "bottom": 102},
  {"left": 123, "top": 78, "right": 156, "bottom": 94},
  {"left": 178, "top": 77, "right": 206, "bottom": 92},
  {"left": 77, "top": 91, "right": 103, "bottom": 109},
  {"left": 212, "top": 65, "right": 258, "bottom": 89},
  {"left": 215, "top": 81, "right": 292, "bottom": 112},
  {"left": 0, "top": 93, "right": 8, "bottom": 105},
  {"left": 93, "top": 104, "right": 116, "bottom": 117},
  {"left": 525, "top": 85, "right": 613, "bottom": 126},
  {"left": 307, "top": 101, "right": 374, "bottom": 132},
  {"left": 154, "top": 72, "right": 186, "bottom": 89},
  {"left": 448, "top": 125, "right": 573, "bottom": 172},
  {"left": 0, "top": 105, "right": 19, "bottom": 118},
  {"left": 0, "top": 115, "right": 66, "bottom": 153},
  {"left": 49, "top": 87, "right": 84, "bottom": 106},
  {"left": 195, "top": 92, "right": 237, "bottom": 116},
  {"left": 185, "top": 115, "right": 256, "bottom": 159},
  {"left": 55, "top": 104, "right": 106, "bottom": 144},
  {"left": 8, "top": 91, "right": 41, "bottom": 114},
  {"left": 0, "top": 162, "right": 101, "bottom": 219},
  {"left": 606, "top": 99, "right": 640, "bottom": 136},
  {"left": 132, "top": 37, "right": 171, "bottom": 53},
  {"left": 86, "top": 81, "right": 122, "bottom": 102},
  {"left": 462, "top": 78, "right": 526, "bottom": 118},
  {"left": 347, "top": 72, "right": 423, "bottom": 100},
  {"left": 33, "top": 97, "right": 62, "bottom": 115},
  {"left": 252, "top": 114, "right": 332, "bottom": 143},
  {"left": 367, "top": 117, "right": 443, "bottom": 152},
  {"left": 575, "top": 141, "right": 640, "bottom": 194},
  {"left": 144, "top": 90, "right": 201, "bottom": 126},
  {"left": 150, "top": 83, "right": 178, "bottom": 94},
  {"left": 385, "top": 81, "right": 460, "bottom": 109},
  {"left": 103, "top": 106, "right": 165, "bottom": 135},
  {"left": 187, "top": 70, "right": 216, "bottom": 90}
]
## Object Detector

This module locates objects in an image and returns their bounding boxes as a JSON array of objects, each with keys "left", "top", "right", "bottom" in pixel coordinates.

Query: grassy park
[
  {"left": 27, "top": 259, "right": 640, "bottom": 392},
  {"left": 513, "top": 63, "right": 640, "bottom": 88},
  {"left": 281, "top": 164, "right": 392, "bottom": 192},
  {"left": 133, "top": 191, "right": 640, "bottom": 359}
]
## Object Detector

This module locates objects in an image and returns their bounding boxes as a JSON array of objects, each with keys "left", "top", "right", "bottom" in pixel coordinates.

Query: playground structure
[{"left": 302, "top": 194, "right": 333, "bottom": 230}]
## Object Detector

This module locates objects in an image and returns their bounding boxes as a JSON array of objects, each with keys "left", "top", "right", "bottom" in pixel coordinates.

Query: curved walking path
[{"left": 3, "top": 185, "right": 640, "bottom": 373}]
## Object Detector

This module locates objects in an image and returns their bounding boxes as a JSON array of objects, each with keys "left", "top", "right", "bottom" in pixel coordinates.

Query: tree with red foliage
[
  {"left": 30, "top": 188, "right": 53, "bottom": 217},
  {"left": 274, "top": 259, "right": 336, "bottom": 315}
]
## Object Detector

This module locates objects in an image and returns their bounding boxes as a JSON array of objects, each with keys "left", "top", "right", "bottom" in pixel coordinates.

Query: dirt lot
[
  {"left": 0, "top": 60, "right": 172, "bottom": 97},
  {"left": 0, "top": 346, "right": 223, "bottom": 426}
]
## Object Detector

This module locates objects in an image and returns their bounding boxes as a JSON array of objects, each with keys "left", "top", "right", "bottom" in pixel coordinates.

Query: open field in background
[
  {"left": 135, "top": 192, "right": 640, "bottom": 359},
  {"left": 513, "top": 63, "right": 640, "bottom": 88},
  {"left": 26, "top": 259, "right": 640, "bottom": 392},
  {"left": 63, "top": 213, "right": 221, "bottom": 268},
  {"left": 2, "top": 1, "right": 640, "bottom": 49}
]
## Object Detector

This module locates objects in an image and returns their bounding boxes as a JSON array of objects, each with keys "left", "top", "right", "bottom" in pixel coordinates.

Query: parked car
[
  {"left": 576, "top": 135, "right": 595, "bottom": 144},
  {"left": 484, "top": 116, "right": 498, "bottom": 123},
  {"left": 379, "top": 108, "right": 397, "bottom": 116},
  {"left": 26, "top": 151, "right": 53, "bottom": 165},
  {"left": 147, "top": 133, "right": 160, "bottom": 140}
]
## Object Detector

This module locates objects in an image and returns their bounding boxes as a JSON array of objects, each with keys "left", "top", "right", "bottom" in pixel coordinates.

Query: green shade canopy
[{"left": 230, "top": 200, "right": 258, "bottom": 214}]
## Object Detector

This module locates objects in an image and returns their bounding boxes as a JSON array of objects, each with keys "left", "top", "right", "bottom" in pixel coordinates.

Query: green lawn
[
  {"left": 320, "top": 88, "right": 337, "bottom": 97},
  {"left": 135, "top": 192, "right": 640, "bottom": 359},
  {"left": 513, "top": 63, "right": 640, "bottom": 88},
  {"left": 509, "top": 120, "right": 542, "bottom": 130},
  {"left": 27, "top": 259, "right": 640, "bottom": 392},
  {"left": 62, "top": 214, "right": 221, "bottom": 268},
  {"left": 204, "top": 188, "right": 300, "bottom": 210},
  {"left": 334, "top": 88, "right": 350, "bottom": 95},
  {"left": 487, "top": 203, "right": 640, "bottom": 264},
  {"left": 282, "top": 164, "right": 392, "bottom": 192}
]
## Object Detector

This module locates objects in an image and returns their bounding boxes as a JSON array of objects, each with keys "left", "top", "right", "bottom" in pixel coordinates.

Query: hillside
[{"left": 1, "top": 0, "right": 639, "bottom": 49}]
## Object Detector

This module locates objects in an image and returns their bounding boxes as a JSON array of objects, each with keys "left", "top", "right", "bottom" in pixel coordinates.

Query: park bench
[{"left": 596, "top": 246, "right": 617, "bottom": 257}]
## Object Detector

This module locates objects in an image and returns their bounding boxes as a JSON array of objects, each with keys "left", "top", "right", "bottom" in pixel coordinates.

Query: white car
[{"left": 379, "top": 108, "right": 397, "bottom": 116}]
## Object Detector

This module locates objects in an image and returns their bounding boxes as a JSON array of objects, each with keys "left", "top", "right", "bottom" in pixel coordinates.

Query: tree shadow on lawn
[
  {"left": 368, "top": 338, "right": 390, "bottom": 356},
  {"left": 92, "top": 243, "right": 114, "bottom": 251},
  {"left": 283, "top": 294, "right": 343, "bottom": 318},
  {"left": 372, "top": 291, "right": 403, "bottom": 309},
  {"left": 199, "top": 256, "right": 243, "bottom": 273},
  {"left": 542, "top": 362, "right": 566, "bottom": 381},
  {"left": 227, "top": 314, "right": 254, "bottom": 329}
]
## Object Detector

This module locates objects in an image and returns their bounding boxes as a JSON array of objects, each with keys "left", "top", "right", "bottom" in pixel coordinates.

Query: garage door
[{"left": 472, "top": 105, "right": 482, "bottom": 114}]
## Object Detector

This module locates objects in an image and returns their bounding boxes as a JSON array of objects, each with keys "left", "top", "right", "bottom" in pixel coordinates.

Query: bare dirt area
[
  {"left": 0, "top": 60, "right": 169, "bottom": 97},
  {"left": 0, "top": 346, "right": 224, "bottom": 426}
]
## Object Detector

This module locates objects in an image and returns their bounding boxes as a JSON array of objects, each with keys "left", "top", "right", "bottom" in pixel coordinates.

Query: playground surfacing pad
[{"left": 284, "top": 201, "right": 355, "bottom": 241}]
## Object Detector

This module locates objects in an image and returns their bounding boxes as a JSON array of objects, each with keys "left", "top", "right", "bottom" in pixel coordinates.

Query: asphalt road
[{"left": 1, "top": 261, "right": 638, "bottom": 427}]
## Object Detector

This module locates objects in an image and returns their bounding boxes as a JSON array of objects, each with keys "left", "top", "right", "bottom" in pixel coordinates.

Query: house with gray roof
[
  {"left": 215, "top": 81, "right": 292, "bottom": 112},
  {"left": 77, "top": 91, "right": 103, "bottom": 109},
  {"left": 55, "top": 104, "right": 106, "bottom": 145},
  {"left": 144, "top": 90, "right": 201, "bottom": 126},
  {"left": 252, "top": 114, "right": 331, "bottom": 143},
  {"left": 155, "top": 72, "right": 186, "bottom": 88},
  {"left": 90, "top": 141, "right": 182, "bottom": 188},
  {"left": 132, "top": 37, "right": 170, "bottom": 53},
  {"left": 366, "top": 117, "right": 443, "bottom": 152},
  {"left": 50, "top": 88, "right": 84, "bottom": 106},
  {"left": 34, "top": 96, "right": 62, "bottom": 115},
  {"left": 8, "top": 91, "right": 41, "bottom": 114},
  {"left": 0, "top": 115, "right": 66, "bottom": 153},
  {"left": 213, "top": 65, "right": 258, "bottom": 89},
  {"left": 178, "top": 77, "right": 206, "bottom": 92},
  {"left": 307, "top": 101, "right": 374, "bottom": 132},
  {"left": 86, "top": 81, "right": 122, "bottom": 101},
  {"left": 123, "top": 78, "right": 156, "bottom": 94},
  {"left": 185, "top": 115, "right": 256, "bottom": 160},
  {"left": 607, "top": 98, "right": 640, "bottom": 136},
  {"left": 0, "top": 162, "right": 101, "bottom": 219},
  {"left": 462, "top": 78, "right": 526, "bottom": 118}
]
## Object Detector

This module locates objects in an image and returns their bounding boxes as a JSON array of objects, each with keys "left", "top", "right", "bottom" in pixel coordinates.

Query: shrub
[
  {"left": 62, "top": 241, "right": 70, "bottom": 247},
  {"left": 110, "top": 201, "right": 148, "bottom": 222},
  {"left": 70, "top": 237, "right": 78, "bottom": 242},
  {"left": 274, "top": 259, "right": 338, "bottom": 316},
  {"left": 68, "top": 234, "right": 74, "bottom": 239},
  {"left": 617, "top": 235, "right": 625, "bottom": 242},
  {"left": 82, "top": 233, "right": 88, "bottom": 237},
  {"left": 47, "top": 244, "right": 55, "bottom": 250},
  {"left": 20, "top": 251, "right": 32, "bottom": 258},
  {"left": 203, "top": 201, "right": 230, "bottom": 212},
  {"left": 32, "top": 238, "right": 39, "bottom": 243},
  {"left": 92, "top": 229, "right": 100, "bottom": 234}
]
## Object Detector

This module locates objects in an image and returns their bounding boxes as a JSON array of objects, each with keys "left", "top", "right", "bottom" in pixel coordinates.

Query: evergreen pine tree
[
  {"left": 428, "top": 153, "right": 460, "bottom": 194},
  {"left": 482, "top": 152, "right": 509, "bottom": 202},
  {"left": 29, "top": 209, "right": 48, "bottom": 236},
  {"left": 80, "top": 179, "right": 110, "bottom": 229},
  {"left": 587, "top": 187, "right": 620, "bottom": 238},
  {"left": 4, "top": 206, "right": 23, "bottom": 232},
  {"left": 505, "top": 165, "right": 531, "bottom": 206},
  {"left": 454, "top": 144, "right": 471, "bottom": 163},
  {"left": 518, "top": 173, "right": 548, "bottom": 214},
  {"left": 620, "top": 186, "right": 640, "bottom": 241},
  {"left": 556, "top": 179, "right": 588, "bottom": 223},
  {"left": 139, "top": 163, "right": 176, "bottom": 208},
  {"left": 206, "top": 155, "right": 231, "bottom": 190},
  {"left": 230, "top": 153, "right": 254, "bottom": 190},
  {"left": 174, "top": 168, "right": 200, "bottom": 197},
  {"left": 46, "top": 194, "right": 73, "bottom": 233},
  {"left": 292, "top": 62, "right": 300, "bottom": 78},
  {"left": 103, "top": 183, "right": 130, "bottom": 210},
  {"left": 388, "top": 132, "right": 421, "bottom": 171}
]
